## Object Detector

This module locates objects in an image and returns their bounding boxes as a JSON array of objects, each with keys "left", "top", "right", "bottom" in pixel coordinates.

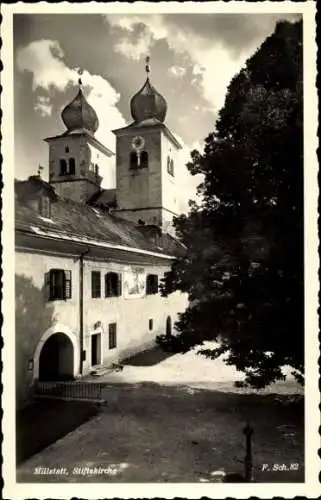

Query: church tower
[
  {"left": 112, "top": 58, "right": 182, "bottom": 233},
  {"left": 45, "top": 72, "right": 114, "bottom": 204}
]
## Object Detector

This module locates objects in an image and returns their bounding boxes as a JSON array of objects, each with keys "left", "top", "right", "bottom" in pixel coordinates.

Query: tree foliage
[{"left": 158, "top": 20, "right": 304, "bottom": 388}]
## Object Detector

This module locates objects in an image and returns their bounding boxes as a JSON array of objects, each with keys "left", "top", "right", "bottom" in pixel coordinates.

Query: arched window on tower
[
  {"left": 68, "top": 158, "right": 76, "bottom": 175},
  {"left": 140, "top": 151, "right": 148, "bottom": 168},
  {"left": 170, "top": 159, "right": 174, "bottom": 176},
  {"left": 60, "top": 159, "right": 67, "bottom": 176},
  {"left": 129, "top": 152, "right": 138, "bottom": 170},
  {"left": 167, "top": 156, "right": 174, "bottom": 176}
]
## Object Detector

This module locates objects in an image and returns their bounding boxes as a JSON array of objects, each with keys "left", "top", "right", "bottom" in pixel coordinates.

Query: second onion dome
[{"left": 130, "top": 57, "right": 167, "bottom": 123}]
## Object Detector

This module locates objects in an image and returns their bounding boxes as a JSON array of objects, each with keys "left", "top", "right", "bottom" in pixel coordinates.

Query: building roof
[
  {"left": 44, "top": 130, "right": 114, "bottom": 158},
  {"left": 88, "top": 188, "right": 117, "bottom": 208},
  {"left": 112, "top": 119, "right": 182, "bottom": 150},
  {"left": 15, "top": 177, "right": 185, "bottom": 261},
  {"left": 61, "top": 84, "right": 99, "bottom": 134},
  {"left": 130, "top": 76, "right": 167, "bottom": 123}
]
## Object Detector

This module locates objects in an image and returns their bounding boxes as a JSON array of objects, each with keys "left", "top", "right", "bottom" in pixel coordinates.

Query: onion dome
[
  {"left": 61, "top": 73, "right": 99, "bottom": 134},
  {"left": 130, "top": 56, "right": 167, "bottom": 123}
]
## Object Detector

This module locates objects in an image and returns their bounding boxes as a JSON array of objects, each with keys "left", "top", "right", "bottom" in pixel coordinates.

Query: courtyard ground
[{"left": 17, "top": 343, "right": 304, "bottom": 483}]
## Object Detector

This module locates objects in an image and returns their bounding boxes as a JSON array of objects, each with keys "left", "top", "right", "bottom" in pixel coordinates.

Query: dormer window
[{"left": 38, "top": 196, "right": 51, "bottom": 219}]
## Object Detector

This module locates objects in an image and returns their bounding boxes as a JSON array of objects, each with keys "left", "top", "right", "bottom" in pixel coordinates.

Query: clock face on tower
[{"left": 131, "top": 135, "right": 145, "bottom": 151}]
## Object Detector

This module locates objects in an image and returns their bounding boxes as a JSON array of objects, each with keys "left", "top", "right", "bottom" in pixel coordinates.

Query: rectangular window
[
  {"left": 91, "top": 271, "right": 101, "bottom": 298},
  {"left": 146, "top": 274, "right": 159, "bottom": 295},
  {"left": 149, "top": 319, "right": 154, "bottom": 331},
  {"left": 48, "top": 269, "right": 72, "bottom": 300},
  {"left": 105, "top": 272, "right": 122, "bottom": 297},
  {"left": 108, "top": 323, "right": 117, "bottom": 349}
]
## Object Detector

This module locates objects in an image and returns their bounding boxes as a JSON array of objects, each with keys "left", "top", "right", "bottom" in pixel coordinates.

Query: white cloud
[
  {"left": 16, "top": 39, "right": 75, "bottom": 91},
  {"left": 114, "top": 30, "right": 153, "bottom": 61},
  {"left": 169, "top": 65, "right": 186, "bottom": 78},
  {"left": 16, "top": 39, "right": 127, "bottom": 188},
  {"left": 103, "top": 15, "right": 279, "bottom": 113},
  {"left": 34, "top": 95, "right": 52, "bottom": 116}
]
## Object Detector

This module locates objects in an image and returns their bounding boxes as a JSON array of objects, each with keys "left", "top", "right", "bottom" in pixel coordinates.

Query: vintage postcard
[{"left": 2, "top": 1, "right": 319, "bottom": 498}]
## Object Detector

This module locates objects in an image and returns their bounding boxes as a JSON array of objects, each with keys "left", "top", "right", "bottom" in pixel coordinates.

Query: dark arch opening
[
  {"left": 60, "top": 159, "right": 67, "bottom": 176},
  {"left": 68, "top": 158, "right": 76, "bottom": 175},
  {"left": 140, "top": 150, "right": 148, "bottom": 168},
  {"left": 39, "top": 333, "right": 74, "bottom": 381},
  {"left": 129, "top": 152, "right": 138, "bottom": 169},
  {"left": 166, "top": 316, "right": 172, "bottom": 337}
]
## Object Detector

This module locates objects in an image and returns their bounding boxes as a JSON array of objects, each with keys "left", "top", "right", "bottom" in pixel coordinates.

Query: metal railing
[{"left": 34, "top": 380, "right": 108, "bottom": 402}]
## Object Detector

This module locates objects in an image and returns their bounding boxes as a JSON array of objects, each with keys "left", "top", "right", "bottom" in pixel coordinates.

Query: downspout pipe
[{"left": 79, "top": 248, "right": 90, "bottom": 375}]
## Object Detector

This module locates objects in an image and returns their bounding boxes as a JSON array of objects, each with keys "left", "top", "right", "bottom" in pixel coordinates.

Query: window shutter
[
  {"left": 117, "top": 274, "right": 122, "bottom": 296},
  {"left": 105, "top": 274, "right": 109, "bottom": 297},
  {"left": 45, "top": 271, "right": 51, "bottom": 300},
  {"left": 64, "top": 270, "right": 72, "bottom": 299},
  {"left": 49, "top": 269, "right": 57, "bottom": 300}
]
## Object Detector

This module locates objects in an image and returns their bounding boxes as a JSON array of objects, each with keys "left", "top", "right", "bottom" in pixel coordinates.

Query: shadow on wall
[{"left": 15, "top": 273, "right": 56, "bottom": 407}]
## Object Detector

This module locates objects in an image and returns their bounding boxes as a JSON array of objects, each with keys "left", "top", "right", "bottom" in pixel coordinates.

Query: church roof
[
  {"left": 112, "top": 119, "right": 182, "bottom": 150},
  {"left": 130, "top": 77, "right": 167, "bottom": 123},
  {"left": 15, "top": 177, "right": 185, "bottom": 260},
  {"left": 61, "top": 85, "right": 99, "bottom": 135},
  {"left": 44, "top": 130, "right": 114, "bottom": 157}
]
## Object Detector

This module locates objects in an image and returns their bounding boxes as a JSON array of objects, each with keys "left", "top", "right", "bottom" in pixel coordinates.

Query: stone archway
[
  {"left": 39, "top": 332, "right": 74, "bottom": 381},
  {"left": 33, "top": 324, "right": 79, "bottom": 381}
]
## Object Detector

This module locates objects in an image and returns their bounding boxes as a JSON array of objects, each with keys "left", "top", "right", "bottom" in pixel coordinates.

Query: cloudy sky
[{"left": 14, "top": 12, "right": 299, "bottom": 211}]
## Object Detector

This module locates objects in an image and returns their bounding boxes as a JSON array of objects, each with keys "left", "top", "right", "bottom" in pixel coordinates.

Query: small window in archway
[
  {"left": 140, "top": 151, "right": 148, "bottom": 168},
  {"left": 129, "top": 152, "right": 138, "bottom": 170},
  {"left": 68, "top": 158, "right": 76, "bottom": 175},
  {"left": 105, "top": 272, "right": 122, "bottom": 297},
  {"left": 65, "top": 146, "right": 70, "bottom": 153},
  {"left": 60, "top": 159, "right": 67, "bottom": 176}
]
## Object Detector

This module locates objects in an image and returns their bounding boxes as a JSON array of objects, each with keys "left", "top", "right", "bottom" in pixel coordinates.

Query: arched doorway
[
  {"left": 39, "top": 332, "right": 74, "bottom": 381},
  {"left": 166, "top": 316, "right": 172, "bottom": 337}
]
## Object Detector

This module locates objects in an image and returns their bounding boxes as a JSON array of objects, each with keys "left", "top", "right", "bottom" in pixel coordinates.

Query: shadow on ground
[
  {"left": 16, "top": 399, "right": 100, "bottom": 464},
  {"left": 122, "top": 346, "right": 176, "bottom": 367},
  {"left": 17, "top": 383, "right": 304, "bottom": 483}
]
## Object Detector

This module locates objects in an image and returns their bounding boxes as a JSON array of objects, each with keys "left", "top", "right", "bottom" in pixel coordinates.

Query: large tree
[{"left": 159, "top": 20, "right": 304, "bottom": 388}]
